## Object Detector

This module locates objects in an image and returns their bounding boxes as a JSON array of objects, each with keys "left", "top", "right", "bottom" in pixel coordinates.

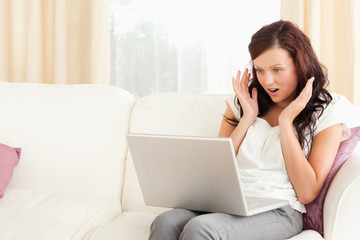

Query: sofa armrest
[{"left": 323, "top": 146, "right": 360, "bottom": 240}]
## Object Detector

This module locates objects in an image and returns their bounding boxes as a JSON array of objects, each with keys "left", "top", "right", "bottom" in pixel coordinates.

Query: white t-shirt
[{"left": 226, "top": 93, "right": 351, "bottom": 213}]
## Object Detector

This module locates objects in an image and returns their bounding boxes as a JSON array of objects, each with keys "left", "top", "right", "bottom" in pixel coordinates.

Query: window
[{"left": 110, "top": 0, "right": 280, "bottom": 97}]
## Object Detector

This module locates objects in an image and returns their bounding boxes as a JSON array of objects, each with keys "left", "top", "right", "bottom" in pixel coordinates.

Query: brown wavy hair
[{"left": 229, "top": 20, "right": 332, "bottom": 150}]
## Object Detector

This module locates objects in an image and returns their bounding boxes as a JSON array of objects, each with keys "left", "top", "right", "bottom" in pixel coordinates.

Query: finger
[
  {"left": 233, "top": 75, "right": 240, "bottom": 89},
  {"left": 252, "top": 87, "right": 258, "bottom": 101},
  {"left": 235, "top": 71, "right": 241, "bottom": 89},
  {"left": 236, "top": 70, "right": 241, "bottom": 82},
  {"left": 300, "top": 77, "right": 314, "bottom": 93},
  {"left": 243, "top": 68, "right": 250, "bottom": 88},
  {"left": 240, "top": 68, "right": 249, "bottom": 90},
  {"left": 246, "top": 71, "right": 251, "bottom": 88},
  {"left": 308, "top": 77, "right": 315, "bottom": 86},
  {"left": 298, "top": 77, "right": 315, "bottom": 105},
  {"left": 304, "top": 77, "right": 315, "bottom": 96},
  {"left": 232, "top": 77, "right": 241, "bottom": 96},
  {"left": 232, "top": 77, "right": 237, "bottom": 91},
  {"left": 305, "top": 77, "right": 314, "bottom": 87}
]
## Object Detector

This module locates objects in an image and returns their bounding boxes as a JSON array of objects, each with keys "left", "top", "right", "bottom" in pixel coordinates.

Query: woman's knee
[
  {"left": 180, "top": 216, "right": 216, "bottom": 240},
  {"left": 150, "top": 209, "right": 198, "bottom": 240},
  {"left": 151, "top": 210, "right": 181, "bottom": 230},
  {"left": 150, "top": 211, "right": 180, "bottom": 240}
]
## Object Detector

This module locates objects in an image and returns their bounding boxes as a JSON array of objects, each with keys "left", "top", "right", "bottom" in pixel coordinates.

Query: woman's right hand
[{"left": 232, "top": 68, "right": 258, "bottom": 124}]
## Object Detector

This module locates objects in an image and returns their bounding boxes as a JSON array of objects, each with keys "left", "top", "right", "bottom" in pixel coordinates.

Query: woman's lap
[{"left": 150, "top": 206, "right": 303, "bottom": 240}]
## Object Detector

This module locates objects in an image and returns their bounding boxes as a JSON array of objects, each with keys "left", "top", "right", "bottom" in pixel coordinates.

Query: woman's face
[{"left": 253, "top": 47, "right": 298, "bottom": 108}]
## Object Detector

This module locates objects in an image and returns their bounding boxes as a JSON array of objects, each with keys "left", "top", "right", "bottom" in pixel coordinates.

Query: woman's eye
[
  {"left": 274, "top": 68, "right": 281, "bottom": 72},
  {"left": 256, "top": 69, "right": 263, "bottom": 73}
]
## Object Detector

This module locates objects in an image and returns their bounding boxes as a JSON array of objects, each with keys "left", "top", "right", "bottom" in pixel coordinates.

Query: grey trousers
[{"left": 149, "top": 206, "right": 303, "bottom": 240}]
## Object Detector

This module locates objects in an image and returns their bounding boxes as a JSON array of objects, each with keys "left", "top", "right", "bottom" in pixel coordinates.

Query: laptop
[{"left": 126, "top": 133, "right": 288, "bottom": 216}]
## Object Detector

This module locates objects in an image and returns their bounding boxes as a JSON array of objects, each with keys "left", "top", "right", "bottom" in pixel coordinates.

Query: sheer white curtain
[{"left": 110, "top": 0, "right": 280, "bottom": 97}]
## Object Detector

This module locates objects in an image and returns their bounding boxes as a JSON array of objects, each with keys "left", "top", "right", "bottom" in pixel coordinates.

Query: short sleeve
[
  {"left": 225, "top": 95, "right": 241, "bottom": 120},
  {"left": 314, "top": 93, "right": 353, "bottom": 141}
]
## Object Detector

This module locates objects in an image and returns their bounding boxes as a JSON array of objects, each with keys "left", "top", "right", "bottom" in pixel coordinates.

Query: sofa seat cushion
[
  {"left": 286, "top": 230, "right": 324, "bottom": 239},
  {"left": 89, "top": 211, "right": 324, "bottom": 240},
  {"left": 90, "top": 211, "right": 158, "bottom": 240},
  {"left": 0, "top": 188, "right": 121, "bottom": 240}
]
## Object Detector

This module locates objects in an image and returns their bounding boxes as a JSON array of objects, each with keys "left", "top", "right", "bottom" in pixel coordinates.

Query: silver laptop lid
[{"left": 126, "top": 133, "right": 249, "bottom": 215}]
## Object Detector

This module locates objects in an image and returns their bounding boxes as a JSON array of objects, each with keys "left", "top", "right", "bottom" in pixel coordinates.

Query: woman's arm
[
  {"left": 279, "top": 122, "right": 342, "bottom": 204},
  {"left": 218, "top": 104, "right": 254, "bottom": 155},
  {"left": 279, "top": 77, "right": 343, "bottom": 204},
  {"left": 218, "top": 69, "right": 258, "bottom": 154}
]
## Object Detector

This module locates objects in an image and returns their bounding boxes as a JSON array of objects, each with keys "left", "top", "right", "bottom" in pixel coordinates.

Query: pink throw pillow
[
  {"left": 303, "top": 126, "right": 360, "bottom": 234},
  {"left": 0, "top": 143, "right": 21, "bottom": 198}
]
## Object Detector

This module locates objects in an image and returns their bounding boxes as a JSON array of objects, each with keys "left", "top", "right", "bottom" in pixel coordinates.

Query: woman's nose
[{"left": 263, "top": 73, "right": 275, "bottom": 85}]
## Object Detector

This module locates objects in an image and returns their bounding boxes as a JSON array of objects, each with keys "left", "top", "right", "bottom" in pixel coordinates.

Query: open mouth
[{"left": 268, "top": 88, "right": 279, "bottom": 93}]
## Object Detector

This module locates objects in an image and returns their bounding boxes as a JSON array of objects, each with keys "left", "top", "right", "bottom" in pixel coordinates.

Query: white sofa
[{"left": 0, "top": 81, "right": 359, "bottom": 240}]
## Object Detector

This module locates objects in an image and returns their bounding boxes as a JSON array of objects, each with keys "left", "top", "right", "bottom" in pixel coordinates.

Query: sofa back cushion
[
  {"left": 122, "top": 92, "right": 233, "bottom": 212},
  {"left": 0, "top": 82, "right": 135, "bottom": 199}
]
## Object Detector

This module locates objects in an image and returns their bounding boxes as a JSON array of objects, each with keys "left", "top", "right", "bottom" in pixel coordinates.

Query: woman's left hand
[{"left": 279, "top": 77, "right": 315, "bottom": 124}]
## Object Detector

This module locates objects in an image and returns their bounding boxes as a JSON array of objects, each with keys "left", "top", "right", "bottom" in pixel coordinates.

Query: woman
[{"left": 149, "top": 20, "right": 349, "bottom": 240}]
